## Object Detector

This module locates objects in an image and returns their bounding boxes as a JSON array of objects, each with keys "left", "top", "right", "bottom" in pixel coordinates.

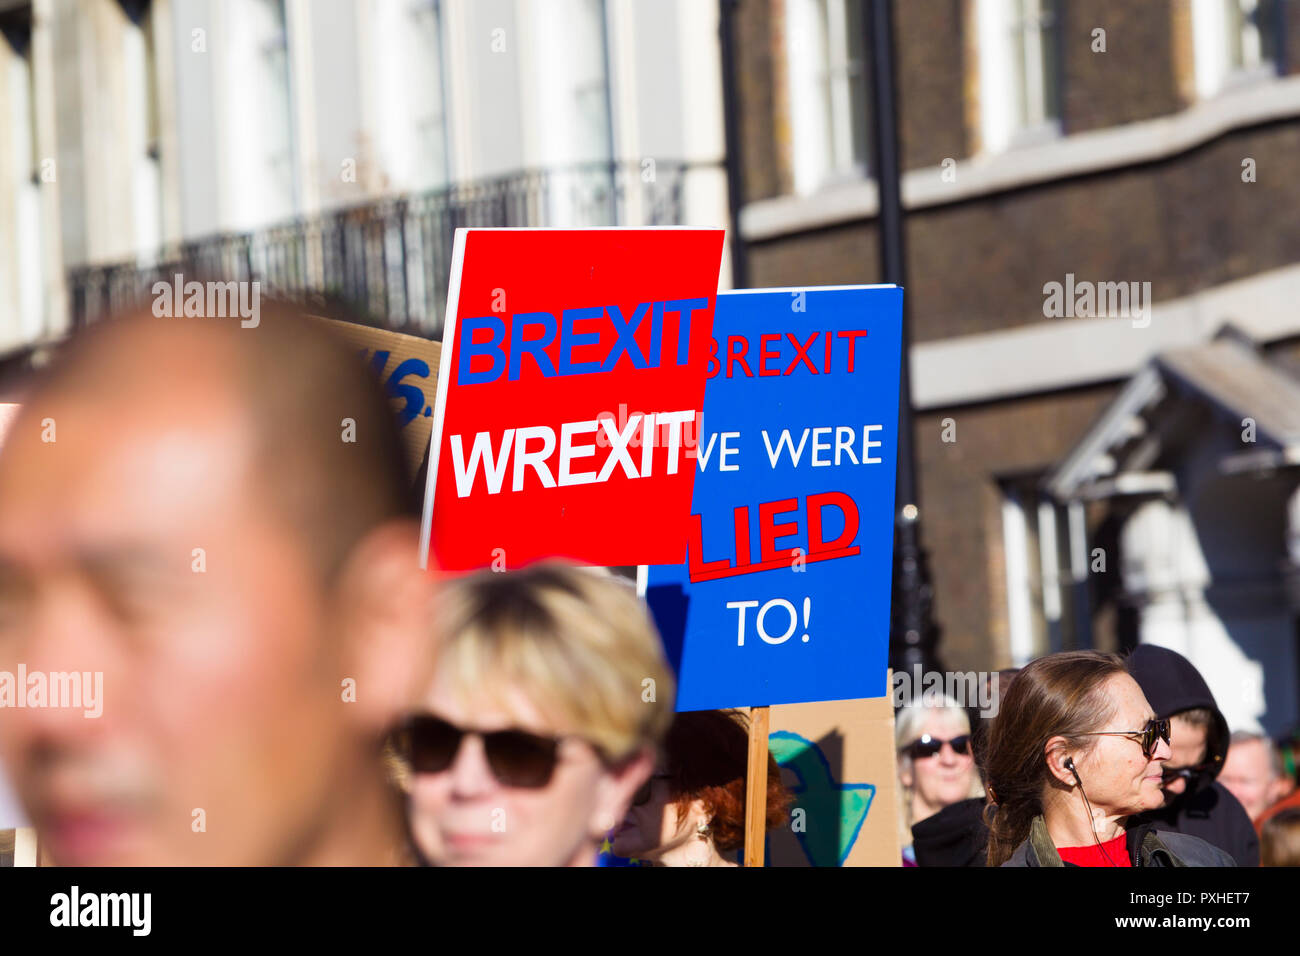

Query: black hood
[{"left": 1125, "top": 643, "right": 1229, "bottom": 783}]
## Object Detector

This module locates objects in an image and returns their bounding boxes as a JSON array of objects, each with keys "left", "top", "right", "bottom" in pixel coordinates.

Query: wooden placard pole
[
  {"left": 13, "top": 827, "right": 38, "bottom": 867},
  {"left": 743, "top": 705, "right": 771, "bottom": 867}
]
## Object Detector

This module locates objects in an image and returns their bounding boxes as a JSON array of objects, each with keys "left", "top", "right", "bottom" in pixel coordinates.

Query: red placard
[{"left": 420, "top": 228, "right": 725, "bottom": 571}]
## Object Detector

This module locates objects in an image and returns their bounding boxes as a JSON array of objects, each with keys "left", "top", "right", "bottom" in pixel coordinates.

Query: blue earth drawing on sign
[{"left": 769, "top": 731, "right": 875, "bottom": 867}]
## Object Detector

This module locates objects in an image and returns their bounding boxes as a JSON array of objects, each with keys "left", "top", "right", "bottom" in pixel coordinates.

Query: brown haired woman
[
  {"left": 985, "top": 651, "right": 1234, "bottom": 867},
  {"left": 610, "top": 709, "right": 792, "bottom": 866}
]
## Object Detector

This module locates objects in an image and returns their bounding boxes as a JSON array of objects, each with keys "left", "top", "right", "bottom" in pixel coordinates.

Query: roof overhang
[{"left": 1044, "top": 327, "right": 1300, "bottom": 501}]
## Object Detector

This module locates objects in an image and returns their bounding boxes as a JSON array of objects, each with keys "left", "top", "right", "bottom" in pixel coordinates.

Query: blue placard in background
[{"left": 645, "top": 286, "right": 902, "bottom": 711}]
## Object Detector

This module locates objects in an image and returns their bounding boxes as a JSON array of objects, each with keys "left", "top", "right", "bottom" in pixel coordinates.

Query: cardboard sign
[
  {"left": 309, "top": 317, "right": 442, "bottom": 478},
  {"left": 0, "top": 407, "right": 33, "bottom": 863},
  {"left": 421, "top": 227, "right": 725, "bottom": 571},
  {"left": 766, "top": 694, "right": 901, "bottom": 867},
  {"left": 0, "top": 767, "right": 23, "bottom": 831},
  {"left": 644, "top": 286, "right": 902, "bottom": 711},
  {"left": 1, "top": 828, "right": 38, "bottom": 866}
]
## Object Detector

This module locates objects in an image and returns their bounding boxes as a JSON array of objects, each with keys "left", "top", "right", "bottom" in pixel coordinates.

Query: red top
[{"left": 1057, "top": 833, "right": 1132, "bottom": 867}]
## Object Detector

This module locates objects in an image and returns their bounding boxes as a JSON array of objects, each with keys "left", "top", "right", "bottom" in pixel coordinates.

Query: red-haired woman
[{"left": 611, "top": 709, "right": 791, "bottom": 866}]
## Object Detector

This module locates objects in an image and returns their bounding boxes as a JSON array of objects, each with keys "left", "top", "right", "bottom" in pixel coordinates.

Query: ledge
[
  {"left": 740, "top": 74, "right": 1300, "bottom": 242},
  {"left": 910, "top": 264, "right": 1300, "bottom": 410}
]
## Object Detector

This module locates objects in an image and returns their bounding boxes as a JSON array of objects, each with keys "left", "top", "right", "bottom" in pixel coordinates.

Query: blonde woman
[
  {"left": 895, "top": 695, "right": 985, "bottom": 865},
  {"left": 392, "top": 563, "right": 675, "bottom": 866}
]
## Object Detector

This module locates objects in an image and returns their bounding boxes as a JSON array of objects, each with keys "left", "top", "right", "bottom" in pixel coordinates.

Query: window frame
[
  {"left": 975, "top": 0, "right": 1063, "bottom": 155},
  {"left": 786, "top": 0, "right": 870, "bottom": 195}
]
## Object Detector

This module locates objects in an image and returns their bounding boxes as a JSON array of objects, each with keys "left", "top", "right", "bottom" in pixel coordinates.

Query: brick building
[{"left": 727, "top": 0, "right": 1300, "bottom": 733}]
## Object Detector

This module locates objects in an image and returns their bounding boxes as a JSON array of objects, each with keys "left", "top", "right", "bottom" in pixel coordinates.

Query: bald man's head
[
  {"left": 20, "top": 301, "right": 415, "bottom": 581},
  {"left": 0, "top": 301, "right": 436, "bottom": 865}
]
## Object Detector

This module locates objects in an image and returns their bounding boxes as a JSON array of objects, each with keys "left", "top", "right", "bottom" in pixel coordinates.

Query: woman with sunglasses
[
  {"left": 895, "top": 696, "right": 985, "bottom": 865},
  {"left": 392, "top": 563, "right": 674, "bottom": 866},
  {"left": 609, "top": 709, "right": 791, "bottom": 866},
  {"left": 986, "top": 651, "right": 1234, "bottom": 867}
]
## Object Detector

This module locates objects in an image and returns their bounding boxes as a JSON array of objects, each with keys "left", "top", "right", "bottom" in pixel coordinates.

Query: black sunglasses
[
  {"left": 1076, "top": 717, "right": 1171, "bottom": 759},
  {"left": 1160, "top": 755, "right": 1222, "bottom": 783},
  {"left": 903, "top": 734, "right": 971, "bottom": 760},
  {"left": 393, "top": 714, "right": 574, "bottom": 789}
]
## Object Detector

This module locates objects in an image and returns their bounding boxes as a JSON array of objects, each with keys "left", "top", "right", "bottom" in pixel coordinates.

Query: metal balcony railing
[{"left": 66, "top": 160, "right": 698, "bottom": 337}]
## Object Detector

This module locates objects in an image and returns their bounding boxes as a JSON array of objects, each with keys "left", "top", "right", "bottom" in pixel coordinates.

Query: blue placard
[{"left": 644, "top": 286, "right": 902, "bottom": 711}]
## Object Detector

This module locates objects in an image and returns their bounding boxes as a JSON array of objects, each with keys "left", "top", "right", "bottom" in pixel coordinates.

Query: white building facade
[{"left": 0, "top": 0, "right": 732, "bottom": 346}]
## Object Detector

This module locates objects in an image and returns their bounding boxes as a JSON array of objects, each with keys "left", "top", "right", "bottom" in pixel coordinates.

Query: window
[
  {"left": 1193, "top": 0, "right": 1281, "bottom": 97},
  {"left": 527, "top": 0, "right": 613, "bottom": 167},
  {"left": 220, "top": 0, "right": 296, "bottom": 229},
  {"left": 370, "top": 0, "right": 450, "bottom": 327},
  {"left": 1226, "top": 0, "right": 1279, "bottom": 74},
  {"left": 787, "top": 0, "right": 869, "bottom": 195},
  {"left": 976, "top": 0, "right": 1061, "bottom": 154},
  {"left": 408, "top": 1, "right": 449, "bottom": 190},
  {"left": 0, "top": 11, "right": 37, "bottom": 181},
  {"left": 1001, "top": 476, "right": 1092, "bottom": 664},
  {"left": 1, "top": 6, "right": 44, "bottom": 338},
  {"left": 120, "top": 0, "right": 162, "bottom": 260},
  {"left": 373, "top": 0, "right": 449, "bottom": 193},
  {"left": 566, "top": 0, "right": 612, "bottom": 165},
  {"left": 529, "top": 0, "right": 615, "bottom": 225},
  {"left": 255, "top": 0, "right": 295, "bottom": 212},
  {"left": 1010, "top": 0, "right": 1060, "bottom": 132}
]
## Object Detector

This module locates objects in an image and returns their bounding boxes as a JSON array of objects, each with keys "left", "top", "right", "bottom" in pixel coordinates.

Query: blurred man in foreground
[{"left": 0, "top": 302, "right": 436, "bottom": 865}]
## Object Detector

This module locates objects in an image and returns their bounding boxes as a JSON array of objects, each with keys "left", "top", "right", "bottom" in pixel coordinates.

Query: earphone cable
[{"left": 1074, "top": 777, "right": 1120, "bottom": 867}]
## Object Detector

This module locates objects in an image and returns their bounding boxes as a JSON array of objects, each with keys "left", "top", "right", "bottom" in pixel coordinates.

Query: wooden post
[
  {"left": 13, "top": 827, "right": 38, "bottom": 867},
  {"left": 743, "top": 705, "right": 771, "bottom": 867}
]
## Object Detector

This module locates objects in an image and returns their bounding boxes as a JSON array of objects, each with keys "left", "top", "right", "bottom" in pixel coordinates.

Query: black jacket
[
  {"left": 1125, "top": 643, "right": 1260, "bottom": 866},
  {"left": 912, "top": 797, "right": 988, "bottom": 866},
  {"left": 1003, "top": 815, "right": 1235, "bottom": 867}
]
